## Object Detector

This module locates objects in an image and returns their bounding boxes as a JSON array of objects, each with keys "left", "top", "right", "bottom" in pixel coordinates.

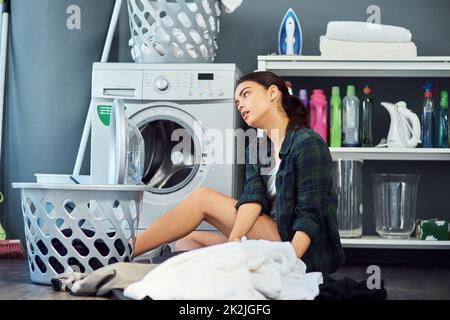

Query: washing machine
[{"left": 89, "top": 63, "right": 244, "bottom": 231}]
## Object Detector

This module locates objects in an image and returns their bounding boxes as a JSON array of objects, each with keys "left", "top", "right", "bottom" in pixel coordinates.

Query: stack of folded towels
[{"left": 320, "top": 21, "right": 417, "bottom": 59}]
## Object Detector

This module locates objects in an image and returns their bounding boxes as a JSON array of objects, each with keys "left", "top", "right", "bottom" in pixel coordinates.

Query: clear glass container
[
  {"left": 371, "top": 174, "right": 420, "bottom": 239},
  {"left": 333, "top": 160, "right": 363, "bottom": 238}
]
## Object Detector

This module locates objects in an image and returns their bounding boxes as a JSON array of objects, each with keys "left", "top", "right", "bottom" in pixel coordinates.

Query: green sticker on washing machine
[{"left": 97, "top": 105, "right": 112, "bottom": 126}]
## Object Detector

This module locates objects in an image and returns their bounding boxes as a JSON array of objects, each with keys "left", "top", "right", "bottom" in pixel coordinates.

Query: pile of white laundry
[
  {"left": 320, "top": 21, "right": 417, "bottom": 59},
  {"left": 124, "top": 239, "right": 323, "bottom": 300}
]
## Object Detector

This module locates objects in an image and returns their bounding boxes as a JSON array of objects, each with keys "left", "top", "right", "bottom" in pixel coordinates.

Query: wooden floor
[
  {"left": 1, "top": 259, "right": 450, "bottom": 300},
  {"left": 0, "top": 259, "right": 107, "bottom": 300}
]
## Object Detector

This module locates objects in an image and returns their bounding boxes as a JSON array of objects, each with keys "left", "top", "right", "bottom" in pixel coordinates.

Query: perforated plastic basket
[
  {"left": 12, "top": 183, "right": 146, "bottom": 285},
  {"left": 127, "top": 0, "right": 220, "bottom": 63}
]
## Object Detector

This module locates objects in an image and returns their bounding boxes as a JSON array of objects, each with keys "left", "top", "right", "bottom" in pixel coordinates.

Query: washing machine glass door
[
  {"left": 110, "top": 99, "right": 145, "bottom": 185},
  {"left": 103, "top": 99, "right": 127, "bottom": 184},
  {"left": 131, "top": 105, "right": 206, "bottom": 194}
]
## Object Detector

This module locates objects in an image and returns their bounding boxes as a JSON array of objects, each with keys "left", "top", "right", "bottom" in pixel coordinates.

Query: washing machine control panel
[
  {"left": 142, "top": 70, "right": 235, "bottom": 100},
  {"left": 91, "top": 64, "right": 239, "bottom": 101}
]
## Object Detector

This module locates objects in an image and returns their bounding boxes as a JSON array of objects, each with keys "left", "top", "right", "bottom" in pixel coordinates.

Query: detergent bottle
[
  {"left": 329, "top": 86, "right": 342, "bottom": 147},
  {"left": 361, "top": 85, "right": 374, "bottom": 147},
  {"left": 438, "top": 90, "right": 449, "bottom": 148},
  {"left": 309, "top": 89, "right": 328, "bottom": 143},
  {"left": 342, "top": 85, "right": 360, "bottom": 147},
  {"left": 299, "top": 89, "right": 309, "bottom": 110},
  {"left": 421, "top": 83, "right": 435, "bottom": 148}
]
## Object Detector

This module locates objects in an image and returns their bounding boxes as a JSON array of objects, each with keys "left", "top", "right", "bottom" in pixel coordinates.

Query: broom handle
[
  {"left": 73, "top": 0, "right": 123, "bottom": 176},
  {"left": 0, "top": 0, "right": 9, "bottom": 166}
]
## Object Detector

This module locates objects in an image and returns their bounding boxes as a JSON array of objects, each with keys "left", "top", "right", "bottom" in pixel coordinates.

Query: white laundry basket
[
  {"left": 12, "top": 183, "right": 147, "bottom": 285},
  {"left": 127, "top": 0, "right": 221, "bottom": 63}
]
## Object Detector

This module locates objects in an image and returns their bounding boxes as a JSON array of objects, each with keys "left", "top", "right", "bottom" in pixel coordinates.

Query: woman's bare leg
[
  {"left": 175, "top": 231, "right": 229, "bottom": 251},
  {"left": 176, "top": 213, "right": 281, "bottom": 250},
  {"left": 134, "top": 188, "right": 236, "bottom": 256},
  {"left": 134, "top": 187, "right": 281, "bottom": 256}
]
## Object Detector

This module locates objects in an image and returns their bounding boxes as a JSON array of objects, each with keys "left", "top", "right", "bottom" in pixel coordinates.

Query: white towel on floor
[
  {"left": 319, "top": 36, "right": 417, "bottom": 59},
  {"left": 123, "top": 239, "right": 323, "bottom": 300},
  {"left": 325, "top": 21, "right": 412, "bottom": 43}
]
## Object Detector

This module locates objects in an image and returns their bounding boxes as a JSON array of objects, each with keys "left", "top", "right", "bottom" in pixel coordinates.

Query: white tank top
[{"left": 266, "top": 157, "right": 281, "bottom": 217}]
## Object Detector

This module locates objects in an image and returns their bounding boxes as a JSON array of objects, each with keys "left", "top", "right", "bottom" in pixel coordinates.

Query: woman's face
[{"left": 234, "top": 81, "right": 278, "bottom": 128}]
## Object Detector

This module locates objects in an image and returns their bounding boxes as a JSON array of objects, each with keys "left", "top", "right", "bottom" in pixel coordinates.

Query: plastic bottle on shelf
[
  {"left": 342, "top": 85, "right": 360, "bottom": 147},
  {"left": 299, "top": 89, "right": 309, "bottom": 110},
  {"left": 361, "top": 85, "right": 374, "bottom": 147},
  {"left": 329, "top": 86, "right": 342, "bottom": 147},
  {"left": 309, "top": 89, "right": 328, "bottom": 143},
  {"left": 438, "top": 90, "right": 449, "bottom": 148},
  {"left": 421, "top": 83, "right": 435, "bottom": 148},
  {"left": 285, "top": 81, "right": 293, "bottom": 95}
]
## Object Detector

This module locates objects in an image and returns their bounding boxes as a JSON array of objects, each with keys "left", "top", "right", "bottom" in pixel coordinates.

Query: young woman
[{"left": 133, "top": 71, "right": 345, "bottom": 274}]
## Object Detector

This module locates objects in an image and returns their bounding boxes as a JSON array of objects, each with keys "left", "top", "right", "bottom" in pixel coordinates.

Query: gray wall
[
  {"left": 0, "top": 0, "right": 116, "bottom": 240},
  {"left": 2, "top": 0, "right": 450, "bottom": 240}
]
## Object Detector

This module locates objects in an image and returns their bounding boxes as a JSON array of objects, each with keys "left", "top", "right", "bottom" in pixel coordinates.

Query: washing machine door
[
  {"left": 111, "top": 99, "right": 126, "bottom": 184},
  {"left": 129, "top": 103, "right": 209, "bottom": 200},
  {"left": 109, "top": 99, "right": 145, "bottom": 185}
]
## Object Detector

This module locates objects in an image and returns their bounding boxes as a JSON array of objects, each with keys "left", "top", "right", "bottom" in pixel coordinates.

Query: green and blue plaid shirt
[{"left": 235, "top": 128, "right": 345, "bottom": 274}]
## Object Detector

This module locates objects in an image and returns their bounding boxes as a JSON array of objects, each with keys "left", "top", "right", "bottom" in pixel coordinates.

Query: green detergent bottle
[
  {"left": 330, "top": 86, "right": 342, "bottom": 147},
  {"left": 0, "top": 192, "right": 5, "bottom": 240},
  {"left": 438, "top": 90, "right": 449, "bottom": 148},
  {"left": 0, "top": 222, "right": 6, "bottom": 240}
]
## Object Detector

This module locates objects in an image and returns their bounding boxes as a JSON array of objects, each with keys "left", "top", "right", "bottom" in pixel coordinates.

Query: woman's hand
[
  {"left": 228, "top": 203, "right": 262, "bottom": 243},
  {"left": 291, "top": 231, "right": 312, "bottom": 259}
]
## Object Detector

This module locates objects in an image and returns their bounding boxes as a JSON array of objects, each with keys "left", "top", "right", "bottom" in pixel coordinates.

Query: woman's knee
[{"left": 189, "top": 187, "right": 213, "bottom": 209}]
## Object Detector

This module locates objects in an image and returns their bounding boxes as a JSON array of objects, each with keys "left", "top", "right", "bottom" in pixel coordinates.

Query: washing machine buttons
[{"left": 155, "top": 77, "right": 169, "bottom": 91}]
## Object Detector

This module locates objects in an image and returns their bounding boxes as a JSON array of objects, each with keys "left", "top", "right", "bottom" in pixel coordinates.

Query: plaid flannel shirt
[{"left": 235, "top": 128, "right": 345, "bottom": 274}]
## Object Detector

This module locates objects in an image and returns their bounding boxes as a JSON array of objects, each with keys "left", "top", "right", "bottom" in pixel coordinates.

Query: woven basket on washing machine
[{"left": 127, "top": 0, "right": 221, "bottom": 63}]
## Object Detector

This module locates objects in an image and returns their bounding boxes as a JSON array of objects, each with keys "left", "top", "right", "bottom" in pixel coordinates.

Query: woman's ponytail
[{"left": 284, "top": 94, "right": 309, "bottom": 130}]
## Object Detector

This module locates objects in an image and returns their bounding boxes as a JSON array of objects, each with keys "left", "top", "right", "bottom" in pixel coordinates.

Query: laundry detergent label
[{"left": 97, "top": 105, "right": 112, "bottom": 126}]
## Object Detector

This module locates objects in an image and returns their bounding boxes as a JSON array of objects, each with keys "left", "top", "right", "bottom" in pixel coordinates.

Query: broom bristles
[{"left": 0, "top": 239, "right": 27, "bottom": 260}]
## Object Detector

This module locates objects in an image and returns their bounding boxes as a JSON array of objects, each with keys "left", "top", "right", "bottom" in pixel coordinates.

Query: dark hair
[{"left": 236, "top": 71, "right": 309, "bottom": 131}]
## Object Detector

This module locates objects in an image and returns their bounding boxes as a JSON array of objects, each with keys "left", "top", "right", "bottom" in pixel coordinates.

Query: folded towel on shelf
[
  {"left": 325, "top": 21, "right": 412, "bottom": 43},
  {"left": 319, "top": 36, "right": 417, "bottom": 59}
]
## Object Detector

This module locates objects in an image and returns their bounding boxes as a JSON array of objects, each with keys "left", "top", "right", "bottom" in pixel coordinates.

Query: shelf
[
  {"left": 257, "top": 55, "right": 450, "bottom": 77},
  {"left": 329, "top": 147, "right": 450, "bottom": 161},
  {"left": 341, "top": 236, "right": 450, "bottom": 249}
]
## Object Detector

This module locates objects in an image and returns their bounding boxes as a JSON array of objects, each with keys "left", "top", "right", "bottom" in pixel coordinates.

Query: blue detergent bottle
[{"left": 421, "top": 83, "right": 435, "bottom": 148}]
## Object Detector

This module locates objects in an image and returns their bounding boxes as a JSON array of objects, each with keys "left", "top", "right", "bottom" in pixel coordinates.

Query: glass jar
[
  {"left": 371, "top": 174, "right": 420, "bottom": 239},
  {"left": 333, "top": 159, "right": 363, "bottom": 238}
]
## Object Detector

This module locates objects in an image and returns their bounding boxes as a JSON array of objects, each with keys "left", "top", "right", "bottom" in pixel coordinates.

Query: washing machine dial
[{"left": 155, "top": 77, "right": 169, "bottom": 91}]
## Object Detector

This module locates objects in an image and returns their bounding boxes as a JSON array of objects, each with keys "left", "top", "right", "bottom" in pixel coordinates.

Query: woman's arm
[
  {"left": 228, "top": 203, "right": 262, "bottom": 241},
  {"left": 291, "top": 231, "right": 311, "bottom": 259},
  {"left": 291, "top": 136, "right": 333, "bottom": 257}
]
